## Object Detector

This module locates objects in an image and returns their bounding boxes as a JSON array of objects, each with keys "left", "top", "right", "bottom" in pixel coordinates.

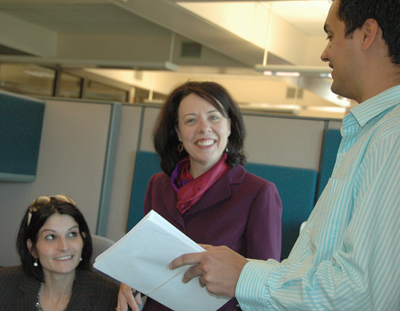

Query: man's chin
[{"left": 330, "top": 82, "right": 342, "bottom": 97}]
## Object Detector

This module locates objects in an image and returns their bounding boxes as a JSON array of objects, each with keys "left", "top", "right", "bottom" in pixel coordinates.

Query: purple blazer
[{"left": 142, "top": 164, "right": 282, "bottom": 311}]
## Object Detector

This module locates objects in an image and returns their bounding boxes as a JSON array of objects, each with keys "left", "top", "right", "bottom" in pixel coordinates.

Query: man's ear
[
  {"left": 360, "top": 18, "right": 379, "bottom": 51},
  {"left": 27, "top": 239, "right": 37, "bottom": 258}
]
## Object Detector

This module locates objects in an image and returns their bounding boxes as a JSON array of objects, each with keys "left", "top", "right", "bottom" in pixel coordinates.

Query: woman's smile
[{"left": 176, "top": 93, "right": 231, "bottom": 178}]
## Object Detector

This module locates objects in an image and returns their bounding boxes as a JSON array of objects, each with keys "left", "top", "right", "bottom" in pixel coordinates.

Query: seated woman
[
  {"left": 0, "top": 194, "right": 119, "bottom": 310},
  {"left": 119, "top": 81, "right": 282, "bottom": 311}
]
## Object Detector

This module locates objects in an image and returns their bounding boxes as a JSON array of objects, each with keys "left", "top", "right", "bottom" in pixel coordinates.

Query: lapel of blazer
[
  {"left": 18, "top": 271, "right": 41, "bottom": 309},
  {"left": 17, "top": 268, "right": 95, "bottom": 311},
  {"left": 185, "top": 165, "right": 246, "bottom": 216},
  {"left": 67, "top": 270, "right": 94, "bottom": 311},
  {"left": 161, "top": 176, "right": 186, "bottom": 230}
]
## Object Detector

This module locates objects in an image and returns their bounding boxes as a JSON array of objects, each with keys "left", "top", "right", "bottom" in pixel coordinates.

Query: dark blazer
[
  {"left": 142, "top": 164, "right": 282, "bottom": 311},
  {"left": 0, "top": 265, "right": 119, "bottom": 310}
]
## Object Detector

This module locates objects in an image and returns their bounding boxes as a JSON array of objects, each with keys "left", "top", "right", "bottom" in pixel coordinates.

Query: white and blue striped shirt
[{"left": 236, "top": 85, "right": 400, "bottom": 310}]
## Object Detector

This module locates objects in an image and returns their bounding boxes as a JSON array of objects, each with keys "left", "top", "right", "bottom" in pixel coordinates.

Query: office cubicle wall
[
  {"left": 105, "top": 105, "right": 143, "bottom": 241},
  {"left": 137, "top": 106, "right": 328, "bottom": 170},
  {"left": 0, "top": 90, "right": 45, "bottom": 182},
  {"left": 126, "top": 106, "right": 340, "bottom": 259},
  {"left": 0, "top": 96, "right": 343, "bottom": 266},
  {"left": 0, "top": 99, "right": 116, "bottom": 266},
  {"left": 243, "top": 115, "right": 326, "bottom": 170}
]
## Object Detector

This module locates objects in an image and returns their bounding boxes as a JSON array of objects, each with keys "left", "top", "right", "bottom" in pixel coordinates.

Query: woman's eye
[
  {"left": 68, "top": 231, "right": 78, "bottom": 238},
  {"left": 185, "top": 118, "right": 196, "bottom": 124},
  {"left": 45, "top": 235, "right": 55, "bottom": 240},
  {"left": 209, "top": 115, "right": 220, "bottom": 121}
]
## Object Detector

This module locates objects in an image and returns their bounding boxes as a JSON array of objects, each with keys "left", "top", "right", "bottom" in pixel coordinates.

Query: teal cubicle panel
[
  {"left": 316, "top": 129, "right": 342, "bottom": 198},
  {"left": 127, "top": 151, "right": 162, "bottom": 231},
  {"left": 0, "top": 91, "right": 45, "bottom": 182},
  {"left": 245, "top": 162, "right": 318, "bottom": 260}
]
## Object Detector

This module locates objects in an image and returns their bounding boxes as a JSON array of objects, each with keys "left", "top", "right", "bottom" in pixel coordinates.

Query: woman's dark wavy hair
[
  {"left": 16, "top": 197, "right": 93, "bottom": 283},
  {"left": 334, "top": 0, "right": 400, "bottom": 64},
  {"left": 154, "top": 81, "right": 246, "bottom": 176}
]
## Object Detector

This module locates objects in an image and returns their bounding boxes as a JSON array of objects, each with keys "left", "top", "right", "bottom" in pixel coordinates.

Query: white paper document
[{"left": 94, "top": 210, "right": 230, "bottom": 311}]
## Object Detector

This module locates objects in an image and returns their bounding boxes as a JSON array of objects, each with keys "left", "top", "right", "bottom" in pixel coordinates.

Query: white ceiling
[
  {"left": 0, "top": 0, "right": 354, "bottom": 118},
  {"left": 178, "top": 1, "right": 330, "bottom": 36},
  {"left": 269, "top": 1, "right": 330, "bottom": 35}
]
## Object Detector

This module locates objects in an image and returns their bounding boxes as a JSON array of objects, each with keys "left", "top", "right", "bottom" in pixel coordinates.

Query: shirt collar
[{"left": 347, "top": 85, "right": 400, "bottom": 128}]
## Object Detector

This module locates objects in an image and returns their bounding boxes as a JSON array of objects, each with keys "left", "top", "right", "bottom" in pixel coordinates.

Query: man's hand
[
  {"left": 169, "top": 244, "right": 248, "bottom": 297},
  {"left": 117, "top": 283, "right": 142, "bottom": 311}
]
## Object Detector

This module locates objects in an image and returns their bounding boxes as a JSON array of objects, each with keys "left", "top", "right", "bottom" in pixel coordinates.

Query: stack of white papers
[{"left": 94, "top": 210, "right": 230, "bottom": 311}]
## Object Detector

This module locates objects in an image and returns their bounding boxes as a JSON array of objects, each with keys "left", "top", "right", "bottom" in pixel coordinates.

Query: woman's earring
[
  {"left": 80, "top": 257, "right": 83, "bottom": 262},
  {"left": 33, "top": 258, "right": 38, "bottom": 267},
  {"left": 178, "top": 143, "right": 184, "bottom": 154}
]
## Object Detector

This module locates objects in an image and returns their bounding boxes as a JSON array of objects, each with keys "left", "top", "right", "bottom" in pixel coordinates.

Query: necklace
[{"left": 35, "top": 282, "right": 73, "bottom": 311}]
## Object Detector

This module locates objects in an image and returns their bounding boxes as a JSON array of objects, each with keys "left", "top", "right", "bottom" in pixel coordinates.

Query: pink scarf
[{"left": 171, "top": 153, "right": 231, "bottom": 215}]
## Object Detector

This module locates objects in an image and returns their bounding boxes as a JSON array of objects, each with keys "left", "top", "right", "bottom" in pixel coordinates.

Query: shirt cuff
[{"left": 235, "top": 259, "right": 277, "bottom": 309}]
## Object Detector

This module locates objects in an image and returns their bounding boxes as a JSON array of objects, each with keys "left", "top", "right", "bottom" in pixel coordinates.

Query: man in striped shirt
[{"left": 171, "top": 0, "right": 400, "bottom": 310}]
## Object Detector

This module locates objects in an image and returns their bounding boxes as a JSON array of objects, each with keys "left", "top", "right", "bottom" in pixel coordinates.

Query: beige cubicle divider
[
  {"left": 105, "top": 104, "right": 143, "bottom": 242},
  {"left": 0, "top": 99, "right": 113, "bottom": 266},
  {"left": 139, "top": 106, "right": 161, "bottom": 152},
  {"left": 137, "top": 105, "right": 328, "bottom": 171},
  {"left": 328, "top": 120, "right": 342, "bottom": 129},
  {"left": 243, "top": 114, "right": 326, "bottom": 171}
]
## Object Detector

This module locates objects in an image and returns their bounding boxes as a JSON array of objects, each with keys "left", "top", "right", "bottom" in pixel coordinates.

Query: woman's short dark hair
[
  {"left": 334, "top": 0, "right": 400, "bottom": 64},
  {"left": 154, "top": 81, "right": 246, "bottom": 176},
  {"left": 16, "top": 195, "right": 93, "bottom": 283}
]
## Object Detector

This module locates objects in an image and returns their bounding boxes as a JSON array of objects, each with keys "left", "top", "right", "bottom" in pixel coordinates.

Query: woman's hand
[{"left": 117, "top": 283, "right": 142, "bottom": 311}]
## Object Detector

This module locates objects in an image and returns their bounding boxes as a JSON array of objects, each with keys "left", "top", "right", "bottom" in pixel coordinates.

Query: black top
[{"left": 0, "top": 265, "right": 119, "bottom": 310}]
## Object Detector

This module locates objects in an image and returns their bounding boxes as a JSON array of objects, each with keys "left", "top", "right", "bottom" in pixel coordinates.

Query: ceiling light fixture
[
  {"left": 262, "top": 71, "right": 273, "bottom": 76},
  {"left": 319, "top": 73, "right": 333, "bottom": 78},
  {"left": 275, "top": 71, "right": 300, "bottom": 77},
  {"left": 255, "top": 64, "right": 331, "bottom": 76}
]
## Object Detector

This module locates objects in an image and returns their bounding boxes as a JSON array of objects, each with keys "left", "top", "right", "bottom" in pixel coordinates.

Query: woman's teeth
[
  {"left": 197, "top": 140, "right": 214, "bottom": 146},
  {"left": 55, "top": 256, "right": 72, "bottom": 260}
]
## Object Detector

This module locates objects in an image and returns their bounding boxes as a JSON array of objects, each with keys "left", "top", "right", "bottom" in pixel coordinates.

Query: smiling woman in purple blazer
[{"left": 119, "top": 81, "right": 282, "bottom": 311}]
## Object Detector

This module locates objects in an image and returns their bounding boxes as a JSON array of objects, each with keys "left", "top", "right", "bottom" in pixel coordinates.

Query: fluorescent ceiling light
[
  {"left": 23, "top": 70, "right": 55, "bottom": 78},
  {"left": 275, "top": 71, "right": 300, "bottom": 77},
  {"left": 304, "top": 106, "right": 347, "bottom": 113},
  {"left": 255, "top": 64, "right": 332, "bottom": 76},
  {"left": 262, "top": 71, "right": 273, "bottom": 76},
  {"left": 319, "top": 73, "right": 332, "bottom": 78}
]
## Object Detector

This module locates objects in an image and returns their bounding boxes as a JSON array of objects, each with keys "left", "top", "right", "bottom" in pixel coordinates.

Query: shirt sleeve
[{"left": 236, "top": 132, "right": 400, "bottom": 310}]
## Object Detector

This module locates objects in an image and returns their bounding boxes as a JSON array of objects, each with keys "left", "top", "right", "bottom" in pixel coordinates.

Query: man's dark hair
[{"left": 334, "top": 0, "right": 400, "bottom": 64}]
